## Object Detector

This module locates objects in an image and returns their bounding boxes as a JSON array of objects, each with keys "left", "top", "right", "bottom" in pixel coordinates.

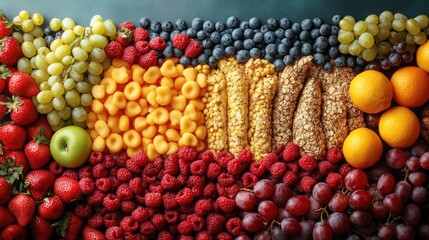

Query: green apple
[{"left": 50, "top": 125, "right": 92, "bottom": 168}]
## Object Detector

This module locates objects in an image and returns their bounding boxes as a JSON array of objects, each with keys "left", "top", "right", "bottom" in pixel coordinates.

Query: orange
[
  {"left": 349, "top": 70, "right": 393, "bottom": 114},
  {"left": 416, "top": 39, "right": 429, "bottom": 72},
  {"left": 378, "top": 106, "right": 420, "bottom": 148},
  {"left": 342, "top": 127, "right": 383, "bottom": 169},
  {"left": 390, "top": 66, "right": 429, "bottom": 108}
]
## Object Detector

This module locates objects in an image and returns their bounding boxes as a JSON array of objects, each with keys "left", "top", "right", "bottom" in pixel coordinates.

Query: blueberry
[
  {"left": 197, "top": 30, "right": 208, "bottom": 40},
  {"left": 240, "top": 21, "right": 250, "bottom": 30},
  {"left": 192, "top": 18, "right": 204, "bottom": 30},
  {"left": 277, "top": 43, "right": 289, "bottom": 56},
  {"left": 249, "top": 47, "right": 262, "bottom": 58},
  {"left": 264, "top": 52, "right": 275, "bottom": 62},
  {"left": 139, "top": 17, "right": 151, "bottom": 29},
  {"left": 149, "top": 32, "right": 159, "bottom": 39},
  {"left": 243, "top": 38, "right": 255, "bottom": 50},
  {"left": 293, "top": 40, "right": 302, "bottom": 48},
  {"left": 356, "top": 57, "right": 366, "bottom": 66},
  {"left": 197, "top": 53, "right": 208, "bottom": 64},
  {"left": 301, "top": 43, "right": 312, "bottom": 56},
  {"left": 44, "top": 35, "right": 54, "bottom": 46},
  {"left": 267, "top": 17, "right": 279, "bottom": 30},
  {"left": 221, "top": 34, "right": 233, "bottom": 46},
  {"left": 186, "top": 28, "right": 197, "bottom": 38},
  {"left": 179, "top": 55, "right": 190, "bottom": 66},
  {"left": 208, "top": 56, "right": 218, "bottom": 68},
  {"left": 328, "top": 35, "right": 338, "bottom": 46},
  {"left": 232, "top": 28, "right": 244, "bottom": 40},
  {"left": 313, "top": 52, "right": 326, "bottom": 65},
  {"left": 328, "top": 46, "right": 340, "bottom": 58},
  {"left": 249, "top": 17, "right": 261, "bottom": 29},
  {"left": 264, "top": 31, "right": 276, "bottom": 43},
  {"left": 150, "top": 20, "right": 162, "bottom": 33},
  {"left": 265, "top": 43, "right": 277, "bottom": 56},
  {"left": 353, "top": 65, "right": 363, "bottom": 73},
  {"left": 273, "top": 58, "right": 285, "bottom": 71},
  {"left": 243, "top": 29, "right": 255, "bottom": 39},
  {"left": 319, "top": 24, "right": 331, "bottom": 36},
  {"left": 212, "top": 47, "right": 225, "bottom": 60},
  {"left": 315, "top": 36, "right": 329, "bottom": 49},
  {"left": 346, "top": 56, "right": 356, "bottom": 68},
  {"left": 174, "top": 48, "right": 184, "bottom": 58},
  {"left": 281, "top": 38, "right": 293, "bottom": 47},
  {"left": 334, "top": 55, "right": 347, "bottom": 66},
  {"left": 312, "top": 17, "right": 323, "bottom": 28},
  {"left": 226, "top": 16, "right": 240, "bottom": 28},
  {"left": 331, "top": 14, "right": 342, "bottom": 25},
  {"left": 170, "top": 30, "right": 180, "bottom": 40},
  {"left": 275, "top": 29, "right": 285, "bottom": 39},
  {"left": 236, "top": 49, "right": 250, "bottom": 63},
  {"left": 175, "top": 19, "right": 187, "bottom": 31},
  {"left": 285, "top": 29, "right": 295, "bottom": 39},
  {"left": 330, "top": 26, "right": 339, "bottom": 35},
  {"left": 204, "top": 48, "right": 212, "bottom": 56},
  {"left": 161, "top": 21, "right": 173, "bottom": 32},
  {"left": 55, "top": 31, "right": 63, "bottom": 38},
  {"left": 210, "top": 32, "right": 221, "bottom": 44},
  {"left": 163, "top": 45, "right": 174, "bottom": 58},
  {"left": 202, "top": 39, "right": 213, "bottom": 49},
  {"left": 191, "top": 58, "right": 199, "bottom": 66},
  {"left": 260, "top": 25, "right": 270, "bottom": 33},
  {"left": 280, "top": 18, "right": 291, "bottom": 29},
  {"left": 203, "top": 20, "right": 215, "bottom": 33},
  {"left": 301, "top": 19, "right": 313, "bottom": 31},
  {"left": 283, "top": 55, "right": 294, "bottom": 65},
  {"left": 289, "top": 46, "right": 301, "bottom": 59},
  {"left": 253, "top": 32, "right": 264, "bottom": 43},
  {"left": 299, "top": 30, "right": 311, "bottom": 42},
  {"left": 215, "top": 21, "right": 226, "bottom": 32},
  {"left": 234, "top": 40, "right": 243, "bottom": 50},
  {"left": 323, "top": 62, "right": 333, "bottom": 71},
  {"left": 222, "top": 28, "right": 233, "bottom": 35},
  {"left": 311, "top": 28, "right": 321, "bottom": 39},
  {"left": 160, "top": 31, "right": 170, "bottom": 41},
  {"left": 44, "top": 26, "right": 53, "bottom": 35},
  {"left": 292, "top": 23, "right": 301, "bottom": 34},
  {"left": 224, "top": 46, "right": 236, "bottom": 57}
]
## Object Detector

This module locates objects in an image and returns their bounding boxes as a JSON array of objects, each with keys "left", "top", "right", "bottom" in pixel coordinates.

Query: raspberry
[
  {"left": 79, "top": 177, "right": 95, "bottom": 195},
  {"left": 103, "top": 154, "right": 116, "bottom": 169},
  {"left": 104, "top": 41, "right": 124, "bottom": 59},
  {"left": 92, "top": 163, "right": 108, "bottom": 179},
  {"left": 178, "top": 159, "right": 190, "bottom": 175},
  {"left": 127, "top": 152, "right": 148, "bottom": 174},
  {"left": 116, "top": 183, "right": 134, "bottom": 201},
  {"left": 175, "top": 187, "right": 194, "bottom": 206},
  {"left": 138, "top": 50, "right": 157, "bottom": 68},
  {"left": 120, "top": 216, "right": 139, "bottom": 233},
  {"left": 262, "top": 153, "right": 279, "bottom": 168},
  {"left": 131, "top": 206, "right": 149, "bottom": 222},
  {"left": 158, "top": 231, "right": 174, "bottom": 240},
  {"left": 164, "top": 210, "right": 179, "bottom": 223},
  {"left": 338, "top": 163, "right": 354, "bottom": 177},
  {"left": 187, "top": 214, "right": 205, "bottom": 232},
  {"left": 269, "top": 162, "right": 287, "bottom": 179},
  {"left": 202, "top": 183, "right": 217, "bottom": 198},
  {"left": 216, "top": 184, "right": 228, "bottom": 197},
  {"left": 177, "top": 174, "right": 188, "bottom": 186},
  {"left": 206, "top": 213, "right": 226, "bottom": 234},
  {"left": 116, "top": 34, "right": 132, "bottom": 47},
  {"left": 185, "top": 38, "right": 203, "bottom": 58},
  {"left": 62, "top": 169, "right": 79, "bottom": 180},
  {"left": 298, "top": 176, "right": 317, "bottom": 193},
  {"left": 78, "top": 164, "right": 92, "bottom": 179},
  {"left": 237, "top": 149, "right": 253, "bottom": 163},
  {"left": 149, "top": 183, "right": 164, "bottom": 195},
  {"left": 123, "top": 45, "right": 139, "bottom": 65},
  {"left": 194, "top": 199, "right": 213, "bottom": 216},
  {"left": 74, "top": 203, "right": 92, "bottom": 219},
  {"left": 139, "top": 221, "right": 156, "bottom": 235},
  {"left": 226, "top": 184, "right": 240, "bottom": 199},
  {"left": 178, "top": 220, "right": 193, "bottom": 235},
  {"left": 249, "top": 161, "right": 266, "bottom": 177},
  {"left": 326, "top": 172, "right": 344, "bottom": 190},
  {"left": 282, "top": 142, "right": 300, "bottom": 161},
  {"left": 241, "top": 172, "right": 259, "bottom": 189},
  {"left": 216, "top": 232, "right": 233, "bottom": 240},
  {"left": 178, "top": 146, "right": 198, "bottom": 162},
  {"left": 144, "top": 192, "right": 162, "bottom": 208},
  {"left": 87, "top": 190, "right": 105, "bottom": 206},
  {"left": 103, "top": 193, "right": 121, "bottom": 211},
  {"left": 187, "top": 175, "right": 205, "bottom": 191},
  {"left": 226, "top": 217, "right": 243, "bottom": 236},
  {"left": 149, "top": 36, "right": 166, "bottom": 51},
  {"left": 216, "top": 196, "right": 236, "bottom": 213},
  {"left": 89, "top": 151, "right": 104, "bottom": 165},
  {"left": 116, "top": 152, "right": 129, "bottom": 167},
  {"left": 172, "top": 33, "right": 190, "bottom": 50},
  {"left": 87, "top": 213, "right": 104, "bottom": 228},
  {"left": 326, "top": 147, "right": 343, "bottom": 163},
  {"left": 116, "top": 168, "right": 133, "bottom": 182},
  {"left": 152, "top": 213, "right": 166, "bottom": 230},
  {"left": 226, "top": 159, "right": 243, "bottom": 176},
  {"left": 109, "top": 176, "right": 121, "bottom": 191},
  {"left": 144, "top": 164, "right": 159, "bottom": 177},
  {"left": 287, "top": 162, "right": 299, "bottom": 173},
  {"left": 216, "top": 151, "right": 233, "bottom": 168},
  {"left": 106, "top": 226, "right": 124, "bottom": 240},
  {"left": 129, "top": 177, "right": 144, "bottom": 194},
  {"left": 95, "top": 177, "right": 112, "bottom": 193},
  {"left": 119, "top": 21, "right": 136, "bottom": 31},
  {"left": 190, "top": 160, "right": 207, "bottom": 175},
  {"left": 196, "top": 231, "right": 213, "bottom": 240},
  {"left": 217, "top": 173, "right": 235, "bottom": 187},
  {"left": 48, "top": 161, "right": 64, "bottom": 175},
  {"left": 318, "top": 160, "right": 336, "bottom": 176},
  {"left": 283, "top": 171, "right": 298, "bottom": 186},
  {"left": 153, "top": 157, "right": 164, "bottom": 170},
  {"left": 199, "top": 150, "right": 214, "bottom": 162},
  {"left": 121, "top": 200, "right": 137, "bottom": 214},
  {"left": 133, "top": 27, "right": 149, "bottom": 42},
  {"left": 164, "top": 154, "right": 179, "bottom": 175},
  {"left": 207, "top": 162, "right": 222, "bottom": 179},
  {"left": 161, "top": 174, "right": 178, "bottom": 190},
  {"left": 298, "top": 155, "right": 318, "bottom": 171}
]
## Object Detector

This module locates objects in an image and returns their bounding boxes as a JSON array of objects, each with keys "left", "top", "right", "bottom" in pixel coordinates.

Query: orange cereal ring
[
  {"left": 181, "top": 81, "right": 200, "bottom": 99},
  {"left": 151, "top": 107, "right": 169, "bottom": 125},
  {"left": 160, "top": 59, "right": 179, "bottom": 78},
  {"left": 123, "top": 129, "right": 142, "bottom": 148},
  {"left": 105, "top": 133, "right": 124, "bottom": 153}
]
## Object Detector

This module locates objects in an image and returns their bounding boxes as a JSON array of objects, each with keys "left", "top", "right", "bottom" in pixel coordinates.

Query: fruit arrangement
[{"left": 1, "top": 7, "right": 429, "bottom": 240}]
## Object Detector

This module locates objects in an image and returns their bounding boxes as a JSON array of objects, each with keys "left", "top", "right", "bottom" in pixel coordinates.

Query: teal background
[{"left": 1, "top": 0, "right": 429, "bottom": 25}]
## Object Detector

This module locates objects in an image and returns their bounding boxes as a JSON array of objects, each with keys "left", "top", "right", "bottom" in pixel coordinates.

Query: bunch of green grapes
[
  {"left": 13, "top": 13, "right": 117, "bottom": 131},
  {"left": 337, "top": 11, "right": 429, "bottom": 62}
]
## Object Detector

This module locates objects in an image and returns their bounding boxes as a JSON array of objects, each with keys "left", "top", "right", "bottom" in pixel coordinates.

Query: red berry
[
  {"left": 185, "top": 39, "right": 203, "bottom": 58},
  {"left": 172, "top": 34, "right": 190, "bottom": 50},
  {"left": 298, "top": 155, "right": 318, "bottom": 171},
  {"left": 282, "top": 142, "right": 300, "bottom": 161},
  {"left": 149, "top": 36, "right": 166, "bottom": 51},
  {"left": 138, "top": 49, "right": 157, "bottom": 68},
  {"left": 326, "top": 147, "right": 343, "bottom": 163},
  {"left": 104, "top": 41, "right": 124, "bottom": 59}
]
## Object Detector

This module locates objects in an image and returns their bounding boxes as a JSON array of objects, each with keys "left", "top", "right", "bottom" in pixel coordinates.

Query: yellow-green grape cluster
[
  {"left": 15, "top": 14, "right": 117, "bottom": 131},
  {"left": 338, "top": 11, "right": 429, "bottom": 62}
]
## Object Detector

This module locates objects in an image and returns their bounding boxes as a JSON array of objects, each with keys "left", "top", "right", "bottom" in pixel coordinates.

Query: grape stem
[
  {"left": 402, "top": 167, "right": 410, "bottom": 182},
  {"left": 316, "top": 206, "right": 329, "bottom": 223},
  {"left": 239, "top": 187, "right": 253, "bottom": 193}
]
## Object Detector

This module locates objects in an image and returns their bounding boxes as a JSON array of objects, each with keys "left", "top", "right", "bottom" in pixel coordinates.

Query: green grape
[
  {"left": 367, "top": 23, "right": 379, "bottom": 36},
  {"left": 62, "top": 55, "right": 74, "bottom": 65},
  {"left": 52, "top": 96, "right": 66, "bottom": 111},
  {"left": 58, "top": 106, "right": 72, "bottom": 120},
  {"left": 353, "top": 21, "right": 367, "bottom": 35},
  {"left": 414, "top": 32, "right": 427, "bottom": 45},
  {"left": 406, "top": 33, "right": 415, "bottom": 45},
  {"left": 338, "top": 43, "right": 350, "bottom": 54},
  {"left": 80, "top": 38, "right": 93, "bottom": 52},
  {"left": 37, "top": 90, "right": 54, "bottom": 104},
  {"left": 365, "top": 14, "right": 379, "bottom": 24},
  {"left": 36, "top": 102, "right": 53, "bottom": 114},
  {"left": 415, "top": 15, "right": 429, "bottom": 29},
  {"left": 37, "top": 47, "right": 50, "bottom": 56},
  {"left": 343, "top": 15, "right": 356, "bottom": 25},
  {"left": 90, "top": 15, "right": 103, "bottom": 27},
  {"left": 47, "top": 62, "right": 64, "bottom": 76},
  {"left": 61, "top": 29, "right": 76, "bottom": 44},
  {"left": 29, "top": 26, "right": 44, "bottom": 38},
  {"left": 23, "top": 33, "right": 34, "bottom": 42},
  {"left": 339, "top": 19, "right": 354, "bottom": 31},
  {"left": 394, "top": 13, "right": 408, "bottom": 21},
  {"left": 81, "top": 93, "right": 93, "bottom": 107},
  {"left": 92, "top": 21, "right": 105, "bottom": 35},
  {"left": 72, "top": 106, "right": 88, "bottom": 122},
  {"left": 12, "top": 32, "right": 23, "bottom": 43},
  {"left": 47, "top": 110, "right": 61, "bottom": 126},
  {"left": 72, "top": 47, "right": 88, "bottom": 61},
  {"left": 379, "top": 11, "right": 394, "bottom": 22},
  {"left": 406, "top": 19, "right": 421, "bottom": 35},
  {"left": 89, "top": 34, "right": 108, "bottom": 48},
  {"left": 50, "top": 39, "right": 64, "bottom": 52},
  {"left": 72, "top": 120, "right": 87, "bottom": 129},
  {"left": 21, "top": 41, "right": 37, "bottom": 58},
  {"left": 72, "top": 61, "right": 88, "bottom": 73},
  {"left": 32, "top": 69, "right": 49, "bottom": 84},
  {"left": 18, "top": 10, "right": 30, "bottom": 20},
  {"left": 423, "top": 26, "right": 429, "bottom": 35},
  {"left": 361, "top": 45, "right": 377, "bottom": 61},
  {"left": 21, "top": 19, "right": 34, "bottom": 32},
  {"left": 88, "top": 61, "right": 103, "bottom": 75},
  {"left": 65, "top": 90, "right": 81, "bottom": 107},
  {"left": 87, "top": 74, "right": 101, "bottom": 85},
  {"left": 388, "top": 31, "right": 407, "bottom": 44},
  {"left": 90, "top": 47, "right": 106, "bottom": 63},
  {"left": 30, "top": 57, "right": 37, "bottom": 70},
  {"left": 31, "top": 13, "right": 44, "bottom": 26},
  {"left": 12, "top": 16, "right": 22, "bottom": 25},
  {"left": 48, "top": 75, "right": 61, "bottom": 86},
  {"left": 392, "top": 19, "right": 406, "bottom": 32},
  {"left": 32, "top": 37, "right": 46, "bottom": 50},
  {"left": 39, "top": 82, "right": 51, "bottom": 91},
  {"left": 34, "top": 55, "right": 48, "bottom": 70},
  {"left": 348, "top": 39, "right": 363, "bottom": 56},
  {"left": 102, "top": 58, "right": 111, "bottom": 70},
  {"left": 17, "top": 57, "right": 32, "bottom": 74},
  {"left": 73, "top": 25, "right": 85, "bottom": 36},
  {"left": 338, "top": 30, "right": 354, "bottom": 44},
  {"left": 376, "top": 41, "right": 392, "bottom": 56},
  {"left": 51, "top": 81, "right": 65, "bottom": 97},
  {"left": 63, "top": 78, "right": 76, "bottom": 90},
  {"left": 76, "top": 81, "right": 91, "bottom": 93},
  {"left": 68, "top": 70, "right": 84, "bottom": 82},
  {"left": 61, "top": 17, "right": 75, "bottom": 31},
  {"left": 50, "top": 120, "right": 65, "bottom": 132},
  {"left": 49, "top": 18, "right": 62, "bottom": 32},
  {"left": 359, "top": 32, "right": 375, "bottom": 48},
  {"left": 54, "top": 44, "right": 71, "bottom": 59},
  {"left": 104, "top": 20, "right": 117, "bottom": 37}
]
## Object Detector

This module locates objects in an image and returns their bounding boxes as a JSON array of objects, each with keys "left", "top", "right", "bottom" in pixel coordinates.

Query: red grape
[
  {"left": 312, "top": 182, "right": 333, "bottom": 204},
  {"left": 383, "top": 193, "right": 403, "bottom": 216},
  {"left": 344, "top": 169, "right": 368, "bottom": 191},
  {"left": 385, "top": 148, "right": 407, "bottom": 169},
  {"left": 365, "top": 113, "right": 381, "bottom": 127},
  {"left": 254, "top": 230, "right": 271, "bottom": 240},
  {"left": 371, "top": 200, "right": 387, "bottom": 220},
  {"left": 410, "top": 139, "right": 428, "bottom": 157},
  {"left": 271, "top": 183, "right": 293, "bottom": 207},
  {"left": 235, "top": 190, "right": 257, "bottom": 211},
  {"left": 419, "top": 152, "right": 429, "bottom": 169},
  {"left": 408, "top": 171, "right": 426, "bottom": 186},
  {"left": 377, "top": 172, "right": 395, "bottom": 195},
  {"left": 242, "top": 212, "right": 265, "bottom": 232},
  {"left": 253, "top": 179, "right": 276, "bottom": 199},
  {"left": 258, "top": 200, "right": 278, "bottom": 221},
  {"left": 402, "top": 203, "right": 421, "bottom": 226},
  {"left": 313, "top": 222, "right": 333, "bottom": 240},
  {"left": 394, "top": 181, "right": 412, "bottom": 203},
  {"left": 377, "top": 224, "right": 396, "bottom": 240},
  {"left": 270, "top": 224, "right": 286, "bottom": 240},
  {"left": 276, "top": 207, "right": 293, "bottom": 221},
  {"left": 417, "top": 223, "right": 429, "bottom": 239},
  {"left": 281, "top": 217, "right": 301, "bottom": 236},
  {"left": 327, "top": 212, "right": 351, "bottom": 234},
  {"left": 328, "top": 192, "right": 349, "bottom": 212},
  {"left": 411, "top": 186, "right": 428, "bottom": 204},
  {"left": 305, "top": 196, "right": 323, "bottom": 220},
  {"left": 395, "top": 223, "right": 416, "bottom": 240},
  {"left": 285, "top": 195, "right": 310, "bottom": 216},
  {"left": 293, "top": 220, "right": 315, "bottom": 240},
  {"left": 349, "top": 210, "right": 372, "bottom": 228},
  {"left": 406, "top": 156, "right": 421, "bottom": 172},
  {"left": 349, "top": 189, "right": 372, "bottom": 210}
]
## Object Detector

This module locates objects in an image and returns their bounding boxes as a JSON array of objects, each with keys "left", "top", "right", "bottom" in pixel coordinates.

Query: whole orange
[
  {"left": 390, "top": 66, "right": 429, "bottom": 108},
  {"left": 378, "top": 106, "right": 420, "bottom": 148},
  {"left": 417, "top": 39, "right": 429, "bottom": 72},
  {"left": 342, "top": 127, "right": 383, "bottom": 169},
  {"left": 349, "top": 70, "right": 393, "bottom": 114}
]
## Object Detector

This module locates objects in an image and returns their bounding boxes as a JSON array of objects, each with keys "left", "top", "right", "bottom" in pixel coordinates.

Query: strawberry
[
  {"left": 0, "top": 122, "right": 26, "bottom": 150},
  {"left": 38, "top": 196, "right": 65, "bottom": 220},
  {"left": 30, "top": 215, "right": 54, "bottom": 240},
  {"left": 8, "top": 193, "right": 36, "bottom": 226},
  {"left": 0, "top": 94, "right": 9, "bottom": 121},
  {"left": 1, "top": 66, "right": 17, "bottom": 95},
  {"left": 133, "top": 27, "right": 149, "bottom": 42},
  {"left": 0, "top": 37, "right": 22, "bottom": 67},
  {"left": 54, "top": 211, "right": 84, "bottom": 240},
  {"left": 119, "top": 21, "right": 136, "bottom": 32},
  {"left": 104, "top": 40, "right": 124, "bottom": 60},
  {"left": 0, "top": 10, "right": 13, "bottom": 39},
  {"left": 8, "top": 71, "right": 40, "bottom": 97},
  {"left": 1, "top": 224, "right": 28, "bottom": 240},
  {"left": 24, "top": 128, "right": 51, "bottom": 169},
  {"left": 26, "top": 116, "right": 53, "bottom": 141},
  {"left": 185, "top": 38, "right": 204, "bottom": 58},
  {"left": 172, "top": 33, "right": 190, "bottom": 50},
  {"left": 0, "top": 64, "right": 12, "bottom": 93},
  {"left": 82, "top": 226, "right": 106, "bottom": 240},
  {"left": 25, "top": 169, "right": 56, "bottom": 201},
  {"left": 138, "top": 50, "right": 158, "bottom": 68},
  {"left": 0, "top": 205, "right": 16, "bottom": 228},
  {"left": 122, "top": 45, "right": 139, "bottom": 65},
  {"left": 54, "top": 176, "right": 82, "bottom": 204},
  {"left": 7, "top": 96, "right": 38, "bottom": 126},
  {"left": 5, "top": 151, "right": 29, "bottom": 175},
  {"left": 0, "top": 176, "right": 12, "bottom": 204}
]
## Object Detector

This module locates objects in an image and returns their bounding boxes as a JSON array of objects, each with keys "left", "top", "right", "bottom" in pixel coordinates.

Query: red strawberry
[
  {"left": 0, "top": 64, "right": 12, "bottom": 93},
  {"left": 133, "top": 27, "right": 149, "bottom": 42},
  {"left": 122, "top": 45, "right": 139, "bottom": 65},
  {"left": 185, "top": 38, "right": 203, "bottom": 58},
  {"left": 172, "top": 34, "right": 190, "bottom": 50},
  {"left": 0, "top": 205, "right": 16, "bottom": 228},
  {"left": 2, "top": 66, "right": 17, "bottom": 95},
  {"left": 82, "top": 226, "right": 106, "bottom": 240},
  {"left": 104, "top": 40, "right": 124, "bottom": 60},
  {"left": 138, "top": 50, "right": 158, "bottom": 68},
  {"left": 135, "top": 40, "right": 150, "bottom": 54},
  {"left": 5, "top": 151, "right": 29, "bottom": 175},
  {"left": 55, "top": 212, "right": 84, "bottom": 240},
  {"left": 149, "top": 36, "right": 166, "bottom": 51},
  {"left": 8, "top": 193, "right": 36, "bottom": 226},
  {"left": 24, "top": 129, "right": 51, "bottom": 169},
  {"left": 0, "top": 37, "right": 22, "bottom": 66},
  {"left": 25, "top": 169, "right": 56, "bottom": 201},
  {"left": 0, "top": 11, "right": 13, "bottom": 39},
  {"left": 0, "top": 94, "right": 9, "bottom": 121},
  {"left": 8, "top": 71, "right": 41, "bottom": 97},
  {"left": 0, "top": 176, "right": 13, "bottom": 204},
  {"left": 1, "top": 224, "right": 28, "bottom": 240},
  {"left": 38, "top": 196, "right": 65, "bottom": 220},
  {"left": 30, "top": 215, "right": 54, "bottom": 240},
  {"left": 8, "top": 96, "right": 38, "bottom": 126},
  {"left": 0, "top": 122, "right": 26, "bottom": 150},
  {"left": 54, "top": 176, "right": 82, "bottom": 204},
  {"left": 26, "top": 116, "right": 53, "bottom": 141}
]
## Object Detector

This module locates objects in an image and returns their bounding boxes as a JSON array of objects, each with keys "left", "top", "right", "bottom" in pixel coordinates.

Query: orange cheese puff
[
  {"left": 158, "top": 124, "right": 168, "bottom": 135},
  {"left": 160, "top": 59, "right": 179, "bottom": 78},
  {"left": 180, "top": 115, "right": 197, "bottom": 133},
  {"left": 166, "top": 142, "right": 179, "bottom": 155},
  {"left": 141, "top": 85, "right": 157, "bottom": 98},
  {"left": 196, "top": 72, "right": 207, "bottom": 88},
  {"left": 112, "top": 58, "right": 130, "bottom": 68},
  {"left": 111, "top": 66, "right": 130, "bottom": 84},
  {"left": 142, "top": 125, "right": 156, "bottom": 139},
  {"left": 131, "top": 64, "right": 145, "bottom": 84},
  {"left": 123, "top": 129, "right": 142, "bottom": 148},
  {"left": 146, "top": 90, "right": 158, "bottom": 108},
  {"left": 124, "top": 81, "right": 142, "bottom": 101},
  {"left": 143, "top": 66, "right": 161, "bottom": 84},
  {"left": 153, "top": 135, "right": 169, "bottom": 155},
  {"left": 92, "top": 84, "right": 106, "bottom": 99},
  {"left": 92, "top": 136, "right": 106, "bottom": 152},
  {"left": 133, "top": 116, "right": 147, "bottom": 132},
  {"left": 181, "top": 81, "right": 200, "bottom": 99},
  {"left": 183, "top": 103, "right": 199, "bottom": 121},
  {"left": 155, "top": 86, "right": 172, "bottom": 106},
  {"left": 112, "top": 91, "right": 127, "bottom": 109},
  {"left": 160, "top": 77, "right": 174, "bottom": 89},
  {"left": 182, "top": 67, "right": 197, "bottom": 81},
  {"left": 100, "top": 77, "right": 117, "bottom": 94},
  {"left": 125, "top": 101, "right": 142, "bottom": 118},
  {"left": 169, "top": 110, "right": 182, "bottom": 127},
  {"left": 188, "top": 99, "right": 205, "bottom": 111},
  {"left": 151, "top": 107, "right": 169, "bottom": 125},
  {"left": 180, "top": 132, "right": 198, "bottom": 147},
  {"left": 195, "top": 125, "right": 207, "bottom": 140},
  {"left": 86, "top": 112, "right": 98, "bottom": 129},
  {"left": 138, "top": 99, "right": 148, "bottom": 116},
  {"left": 105, "top": 133, "right": 124, "bottom": 153},
  {"left": 174, "top": 76, "right": 186, "bottom": 90},
  {"left": 91, "top": 99, "right": 104, "bottom": 114},
  {"left": 126, "top": 146, "right": 143, "bottom": 158},
  {"left": 107, "top": 115, "right": 121, "bottom": 133},
  {"left": 170, "top": 95, "right": 186, "bottom": 111},
  {"left": 119, "top": 115, "right": 130, "bottom": 132},
  {"left": 147, "top": 143, "right": 159, "bottom": 161},
  {"left": 94, "top": 119, "right": 110, "bottom": 138}
]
